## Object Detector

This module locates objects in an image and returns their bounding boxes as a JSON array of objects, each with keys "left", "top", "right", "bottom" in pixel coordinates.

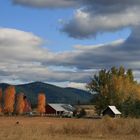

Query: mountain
[{"left": 0, "top": 82, "right": 93, "bottom": 106}]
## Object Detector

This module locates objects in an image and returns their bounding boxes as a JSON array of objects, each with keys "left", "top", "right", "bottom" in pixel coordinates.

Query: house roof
[
  {"left": 108, "top": 106, "right": 121, "bottom": 115},
  {"left": 48, "top": 104, "right": 75, "bottom": 112}
]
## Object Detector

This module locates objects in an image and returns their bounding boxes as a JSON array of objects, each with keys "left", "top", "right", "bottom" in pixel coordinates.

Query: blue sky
[
  {"left": 0, "top": 0, "right": 140, "bottom": 89},
  {"left": 1, "top": 0, "right": 131, "bottom": 52}
]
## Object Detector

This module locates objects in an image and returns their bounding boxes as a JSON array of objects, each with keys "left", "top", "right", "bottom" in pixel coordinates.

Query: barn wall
[
  {"left": 102, "top": 108, "right": 115, "bottom": 117},
  {"left": 46, "top": 105, "right": 56, "bottom": 114}
]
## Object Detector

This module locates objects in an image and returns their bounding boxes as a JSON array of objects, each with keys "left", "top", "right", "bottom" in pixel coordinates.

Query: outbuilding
[
  {"left": 102, "top": 106, "right": 121, "bottom": 118},
  {"left": 46, "top": 103, "right": 75, "bottom": 116}
]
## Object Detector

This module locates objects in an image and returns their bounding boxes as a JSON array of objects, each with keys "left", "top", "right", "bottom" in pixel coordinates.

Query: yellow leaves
[
  {"left": 111, "top": 75, "right": 140, "bottom": 102},
  {"left": 88, "top": 67, "right": 140, "bottom": 114},
  {"left": 4, "top": 86, "right": 15, "bottom": 113},
  {"left": 100, "top": 73, "right": 140, "bottom": 104},
  {"left": 16, "top": 93, "right": 25, "bottom": 114},
  {"left": 37, "top": 93, "right": 46, "bottom": 114},
  {"left": 131, "top": 84, "right": 140, "bottom": 100},
  {"left": 100, "top": 84, "right": 109, "bottom": 97}
]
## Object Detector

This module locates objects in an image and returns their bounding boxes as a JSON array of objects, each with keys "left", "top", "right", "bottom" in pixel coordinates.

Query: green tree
[
  {"left": 118, "top": 66, "right": 125, "bottom": 76},
  {"left": 87, "top": 66, "right": 140, "bottom": 116},
  {"left": 127, "top": 69, "right": 134, "bottom": 82}
]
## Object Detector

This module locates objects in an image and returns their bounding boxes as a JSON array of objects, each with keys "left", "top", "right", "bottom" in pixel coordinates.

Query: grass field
[{"left": 0, "top": 117, "right": 140, "bottom": 140}]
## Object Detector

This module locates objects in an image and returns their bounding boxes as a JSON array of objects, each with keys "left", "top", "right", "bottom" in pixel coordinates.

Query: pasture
[{"left": 0, "top": 117, "right": 139, "bottom": 140}]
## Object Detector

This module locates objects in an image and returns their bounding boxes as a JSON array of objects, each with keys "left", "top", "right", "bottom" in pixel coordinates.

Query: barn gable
[
  {"left": 46, "top": 104, "right": 75, "bottom": 116},
  {"left": 102, "top": 106, "right": 121, "bottom": 117}
]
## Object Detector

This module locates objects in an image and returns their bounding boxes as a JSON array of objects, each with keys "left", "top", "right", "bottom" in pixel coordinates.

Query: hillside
[{"left": 0, "top": 82, "right": 93, "bottom": 106}]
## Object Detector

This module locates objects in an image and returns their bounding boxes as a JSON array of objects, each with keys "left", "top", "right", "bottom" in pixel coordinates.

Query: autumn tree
[
  {"left": 23, "top": 96, "right": 32, "bottom": 113},
  {"left": 87, "top": 66, "right": 140, "bottom": 116},
  {"left": 0, "top": 88, "right": 2, "bottom": 112},
  {"left": 4, "top": 86, "right": 16, "bottom": 114},
  {"left": 16, "top": 93, "right": 25, "bottom": 115},
  {"left": 37, "top": 93, "right": 46, "bottom": 115}
]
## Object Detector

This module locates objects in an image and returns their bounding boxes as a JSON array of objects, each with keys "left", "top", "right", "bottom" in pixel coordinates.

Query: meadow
[{"left": 0, "top": 117, "right": 139, "bottom": 140}]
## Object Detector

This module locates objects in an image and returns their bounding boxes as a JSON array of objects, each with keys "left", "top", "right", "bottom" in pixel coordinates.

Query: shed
[
  {"left": 46, "top": 104, "right": 75, "bottom": 116},
  {"left": 102, "top": 106, "right": 121, "bottom": 118}
]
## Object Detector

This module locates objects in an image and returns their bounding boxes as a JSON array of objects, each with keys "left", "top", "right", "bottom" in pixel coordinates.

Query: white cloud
[
  {"left": 0, "top": 28, "right": 93, "bottom": 83},
  {"left": 12, "top": 0, "right": 140, "bottom": 9},
  {"left": 67, "top": 82, "right": 86, "bottom": 90},
  {"left": 1, "top": 27, "right": 140, "bottom": 84},
  {"left": 74, "top": 39, "right": 125, "bottom": 50},
  {"left": 6, "top": 0, "right": 140, "bottom": 85},
  {"left": 0, "top": 28, "right": 47, "bottom": 62},
  {"left": 62, "top": 8, "right": 140, "bottom": 38},
  {"left": 11, "top": 0, "right": 140, "bottom": 39},
  {"left": 13, "top": 0, "right": 77, "bottom": 8}
]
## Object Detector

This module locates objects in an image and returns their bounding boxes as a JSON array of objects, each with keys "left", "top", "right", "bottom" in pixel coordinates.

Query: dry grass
[{"left": 0, "top": 116, "right": 140, "bottom": 140}]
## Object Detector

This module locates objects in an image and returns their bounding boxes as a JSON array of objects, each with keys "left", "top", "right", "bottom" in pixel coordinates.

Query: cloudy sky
[{"left": 0, "top": 0, "right": 140, "bottom": 89}]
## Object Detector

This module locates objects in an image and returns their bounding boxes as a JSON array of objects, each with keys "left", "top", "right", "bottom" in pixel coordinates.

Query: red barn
[
  {"left": 46, "top": 104, "right": 75, "bottom": 116},
  {"left": 46, "top": 104, "right": 57, "bottom": 115}
]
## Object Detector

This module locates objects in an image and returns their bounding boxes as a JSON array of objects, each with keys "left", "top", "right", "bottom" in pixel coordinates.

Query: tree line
[
  {"left": 87, "top": 66, "right": 140, "bottom": 117},
  {"left": 0, "top": 86, "right": 46, "bottom": 115}
]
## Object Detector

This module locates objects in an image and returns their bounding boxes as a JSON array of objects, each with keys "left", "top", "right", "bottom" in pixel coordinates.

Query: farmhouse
[
  {"left": 46, "top": 104, "right": 75, "bottom": 116},
  {"left": 102, "top": 106, "right": 121, "bottom": 118}
]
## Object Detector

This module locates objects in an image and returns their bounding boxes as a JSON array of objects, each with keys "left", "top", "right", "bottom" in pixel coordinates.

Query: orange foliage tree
[
  {"left": 16, "top": 93, "right": 25, "bottom": 114},
  {"left": 37, "top": 93, "right": 46, "bottom": 115},
  {"left": 23, "top": 96, "right": 32, "bottom": 113},
  {"left": 4, "top": 86, "right": 16, "bottom": 114},
  {"left": 0, "top": 88, "right": 2, "bottom": 112}
]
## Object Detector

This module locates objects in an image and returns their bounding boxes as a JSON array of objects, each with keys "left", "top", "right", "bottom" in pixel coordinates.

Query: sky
[{"left": 0, "top": 0, "right": 140, "bottom": 89}]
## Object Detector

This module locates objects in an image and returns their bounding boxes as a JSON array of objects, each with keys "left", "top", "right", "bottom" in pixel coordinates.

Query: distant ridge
[{"left": 0, "top": 82, "right": 93, "bottom": 105}]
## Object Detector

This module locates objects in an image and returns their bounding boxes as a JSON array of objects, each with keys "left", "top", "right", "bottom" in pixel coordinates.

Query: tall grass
[{"left": 0, "top": 117, "right": 139, "bottom": 140}]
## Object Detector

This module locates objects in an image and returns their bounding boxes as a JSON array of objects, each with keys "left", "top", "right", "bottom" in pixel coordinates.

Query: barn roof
[
  {"left": 108, "top": 106, "right": 121, "bottom": 115},
  {"left": 48, "top": 104, "right": 75, "bottom": 112}
]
